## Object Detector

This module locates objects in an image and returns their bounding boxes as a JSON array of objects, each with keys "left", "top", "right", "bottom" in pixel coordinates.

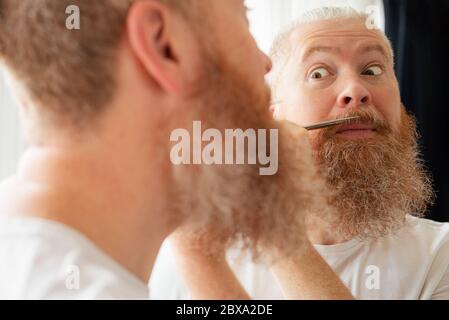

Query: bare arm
[
  {"left": 170, "top": 231, "right": 250, "bottom": 300},
  {"left": 270, "top": 240, "right": 354, "bottom": 300},
  {"left": 171, "top": 231, "right": 354, "bottom": 300}
]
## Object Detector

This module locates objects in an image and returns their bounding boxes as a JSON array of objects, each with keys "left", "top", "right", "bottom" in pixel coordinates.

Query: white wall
[{"left": 0, "top": 68, "right": 24, "bottom": 181}]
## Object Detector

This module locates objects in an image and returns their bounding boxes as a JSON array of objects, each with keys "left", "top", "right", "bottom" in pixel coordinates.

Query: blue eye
[
  {"left": 309, "top": 67, "right": 331, "bottom": 80},
  {"left": 362, "top": 65, "right": 383, "bottom": 76}
]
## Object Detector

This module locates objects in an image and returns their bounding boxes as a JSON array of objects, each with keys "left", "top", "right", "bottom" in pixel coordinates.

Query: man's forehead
[
  {"left": 300, "top": 39, "right": 391, "bottom": 62},
  {"left": 289, "top": 20, "right": 392, "bottom": 61}
]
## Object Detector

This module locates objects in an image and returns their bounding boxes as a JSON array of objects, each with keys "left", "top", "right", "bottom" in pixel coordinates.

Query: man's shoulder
[
  {"left": 359, "top": 216, "right": 449, "bottom": 265},
  {"left": 399, "top": 216, "right": 449, "bottom": 298},
  {"left": 0, "top": 215, "right": 149, "bottom": 299},
  {"left": 404, "top": 215, "right": 449, "bottom": 242},
  {"left": 384, "top": 215, "right": 449, "bottom": 262}
]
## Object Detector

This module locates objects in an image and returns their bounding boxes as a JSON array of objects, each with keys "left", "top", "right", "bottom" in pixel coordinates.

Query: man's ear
[{"left": 126, "top": 0, "right": 198, "bottom": 94}]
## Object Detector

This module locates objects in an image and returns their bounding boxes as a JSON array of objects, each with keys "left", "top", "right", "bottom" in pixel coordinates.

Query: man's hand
[
  {"left": 271, "top": 121, "right": 354, "bottom": 300},
  {"left": 169, "top": 227, "right": 251, "bottom": 300},
  {"left": 279, "top": 120, "right": 345, "bottom": 245},
  {"left": 170, "top": 122, "right": 353, "bottom": 300}
]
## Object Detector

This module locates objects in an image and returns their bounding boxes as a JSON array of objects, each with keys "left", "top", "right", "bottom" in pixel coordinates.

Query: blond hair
[{"left": 0, "top": 0, "right": 186, "bottom": 127}]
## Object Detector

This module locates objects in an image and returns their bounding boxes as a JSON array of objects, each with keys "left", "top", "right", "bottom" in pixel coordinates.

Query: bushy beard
[
  {"left": 310, "top": 108, "right": 434, "bottom": 240},
  {"left": 166, "top": 47, "right": 329, "bottom": 261}
]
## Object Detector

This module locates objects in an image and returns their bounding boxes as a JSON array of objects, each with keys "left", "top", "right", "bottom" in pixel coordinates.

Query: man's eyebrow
[
  {"left": 300, "top": 46, "right": 341, "bottom": 62},
  {"left": 358, "top": 44, "right": 391, "bottom": 61},
  {"left": 299, "top": 44, "right": 392, "bottom": 63}
]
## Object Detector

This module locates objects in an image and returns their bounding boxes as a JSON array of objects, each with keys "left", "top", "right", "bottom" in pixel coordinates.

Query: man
[
  {"left": 150, "top": 7, "right": 449, "bottom": 300},
  {"left": 0, "top": 0, "right": 345, "bottom": 299}
]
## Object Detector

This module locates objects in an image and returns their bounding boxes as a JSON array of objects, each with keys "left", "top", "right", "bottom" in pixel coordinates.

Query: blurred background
[{"left": 1, "top": 0, "right": 448, "bottom": 221}]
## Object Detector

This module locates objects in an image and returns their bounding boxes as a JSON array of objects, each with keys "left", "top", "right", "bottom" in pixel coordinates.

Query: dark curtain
[{"left": 384, "top": 0, "right": 449, "bottom": 222}]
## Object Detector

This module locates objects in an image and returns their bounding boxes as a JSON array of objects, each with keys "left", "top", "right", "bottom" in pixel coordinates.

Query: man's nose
[{"left": 337, "top": 81, "right": 372, "bottom": 109}]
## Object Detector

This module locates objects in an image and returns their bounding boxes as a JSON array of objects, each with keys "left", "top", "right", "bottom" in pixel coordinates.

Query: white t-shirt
[
  {"left": 150, "top": 215, "right": 449, "bottom": 300},
  {"left": 0, "top": 215, "right": 150, "bottom": 299}
]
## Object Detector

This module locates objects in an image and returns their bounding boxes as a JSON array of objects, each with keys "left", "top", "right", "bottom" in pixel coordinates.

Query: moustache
[{"left": 320, "top": 109, "right": 392, "bottom": 139}]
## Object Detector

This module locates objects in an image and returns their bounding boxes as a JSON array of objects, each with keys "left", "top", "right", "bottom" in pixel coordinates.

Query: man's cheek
[
  {"left": 382, "top": 105, "right": 402, "bottom": 132},
  {"left": 308, "top": 92, "right": 336, "bottom": 119}
]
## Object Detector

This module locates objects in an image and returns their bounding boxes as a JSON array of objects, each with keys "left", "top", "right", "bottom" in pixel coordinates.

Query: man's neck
[{"left": 1, "top": 139, "right": 170, "bottom": 283}]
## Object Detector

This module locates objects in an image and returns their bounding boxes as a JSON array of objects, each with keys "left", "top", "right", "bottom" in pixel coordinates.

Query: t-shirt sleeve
[{"left": 430, "top": 264, "right": 449, "bottom": 300}]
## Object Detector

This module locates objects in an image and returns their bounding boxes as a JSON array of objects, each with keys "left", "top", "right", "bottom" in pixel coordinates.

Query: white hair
[
  {"left": 269, "top": 7, "right": 394, "bottom": 95},
  {"left": 299, "top": 6, "right": 368, "bottom": 24}
]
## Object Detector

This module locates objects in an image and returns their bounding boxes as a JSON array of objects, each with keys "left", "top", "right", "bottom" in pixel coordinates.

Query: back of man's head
[{"left": 0, "top": 0, "right": 190, "bottom": 130}]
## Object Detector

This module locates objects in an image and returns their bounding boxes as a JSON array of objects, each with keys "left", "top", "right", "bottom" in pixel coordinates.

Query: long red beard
[
  {"left": 166, "top": 48, "right": 330, "bottom": 261},
  {"left": 310, "top": 108, "right": 434, "bottom": 240}
]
